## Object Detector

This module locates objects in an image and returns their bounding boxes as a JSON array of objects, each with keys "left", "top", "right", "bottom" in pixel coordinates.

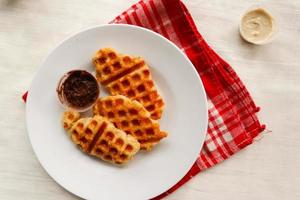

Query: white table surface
[{"left": 0, "top": 0, "right": 300, "bottom": 199}]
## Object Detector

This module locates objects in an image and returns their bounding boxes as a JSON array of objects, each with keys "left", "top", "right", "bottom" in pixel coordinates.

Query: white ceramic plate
[{"left": 26, "top": 24, "right": 208, "bottom": 200}]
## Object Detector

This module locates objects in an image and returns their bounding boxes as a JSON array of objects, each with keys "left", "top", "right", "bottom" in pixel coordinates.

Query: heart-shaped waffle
[{"left": 92, "top": 48, "right": 164, "bottom": 119}]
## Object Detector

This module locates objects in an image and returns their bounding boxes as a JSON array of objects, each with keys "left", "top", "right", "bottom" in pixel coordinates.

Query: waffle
[
  {"left": 93, "top": 95, "right": 167, "bottom": 151},
  {"left": 62, "top": 111, "right": 140, "bottom": 164},
  {"left": 92, "top": 48, "right": 164, "bottom": 119},
  {"left": 62, "top": 110, "right": 80, "bottom": 130}
]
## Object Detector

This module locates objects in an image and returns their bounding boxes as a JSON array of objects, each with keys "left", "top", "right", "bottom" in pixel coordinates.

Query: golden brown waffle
[
  {"left": 62, "top": 110, "right": 80, "bottom": 130},
  {"left": 92, "top": 48, "right": 164, "bottom": 119},
  {"left": 62, "top": 111, "right": 140, "bottom": 164},
  {"left": 93, "top": 95, "right": 167, "bottom": 151}
]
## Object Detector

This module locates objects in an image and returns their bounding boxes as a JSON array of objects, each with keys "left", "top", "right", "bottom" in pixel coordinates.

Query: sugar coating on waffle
[
  {"left": 62, "top": 111, "right": 140, "bottom": 164},
  {"left": 92, "top": 48, "right": 164, "bottom": 119},
  {"left": 93, "top": 95, "right": 167, "bottom": 151}
]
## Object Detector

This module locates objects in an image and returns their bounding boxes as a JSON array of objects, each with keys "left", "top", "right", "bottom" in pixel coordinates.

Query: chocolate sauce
[{"left": 57, "top": 70, "right": 99, "bottom": 109}]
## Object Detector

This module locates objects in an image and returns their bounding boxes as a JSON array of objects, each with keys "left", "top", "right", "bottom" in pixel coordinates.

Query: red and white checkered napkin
[{"left": 22, "top": 0, "right": 265, "bottom": 199}]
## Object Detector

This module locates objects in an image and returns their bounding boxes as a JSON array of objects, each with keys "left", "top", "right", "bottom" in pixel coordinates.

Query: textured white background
[{"left": 0, "top": 0, "right": 300, "bottom": 199}]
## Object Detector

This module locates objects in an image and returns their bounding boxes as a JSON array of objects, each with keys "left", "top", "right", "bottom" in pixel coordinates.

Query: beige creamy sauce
[{"left": 241, "top": 8, "right": 274, "bottom": 44}]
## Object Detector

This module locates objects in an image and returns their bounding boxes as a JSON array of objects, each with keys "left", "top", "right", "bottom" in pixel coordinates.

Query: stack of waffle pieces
[{"left": 61, "top": 48, "right": 168, "bottom": 165}]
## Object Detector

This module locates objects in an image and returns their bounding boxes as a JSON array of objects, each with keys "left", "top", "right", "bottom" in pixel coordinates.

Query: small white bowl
[{"left": 239, "top": 6, "right": 277, "bottom": 45}]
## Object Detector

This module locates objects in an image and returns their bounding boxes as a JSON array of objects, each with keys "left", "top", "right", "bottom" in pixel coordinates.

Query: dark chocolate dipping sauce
[{"left": 57, "top": 70, "right": 99, "bottom": 110}]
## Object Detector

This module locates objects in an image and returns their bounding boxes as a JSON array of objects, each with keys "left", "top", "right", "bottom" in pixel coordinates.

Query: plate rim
[{"left": 26, "top": 24, "right": 208, "bottom": 200}]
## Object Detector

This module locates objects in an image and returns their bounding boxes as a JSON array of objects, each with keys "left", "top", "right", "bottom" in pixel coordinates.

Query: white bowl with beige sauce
[{"left": 239, "top": 7, "right": 277, "bottom": 45}]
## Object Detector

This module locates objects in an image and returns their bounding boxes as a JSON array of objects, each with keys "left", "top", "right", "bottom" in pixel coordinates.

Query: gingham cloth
[{"left": 22, "top": 0, "right": 265, "bottom": 199}]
